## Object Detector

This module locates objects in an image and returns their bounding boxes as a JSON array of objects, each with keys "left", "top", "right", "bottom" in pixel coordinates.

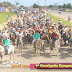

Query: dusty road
[
  {"left": 0, "top": 15, "right": 72, "bottom": 72},
  {"left": 48, "top": 9, "right": 72, "bottom": 22}
]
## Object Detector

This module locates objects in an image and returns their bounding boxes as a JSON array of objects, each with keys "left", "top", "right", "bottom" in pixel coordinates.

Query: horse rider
[
  {"left": 62, "top": 25, "right": 67, "bottom": 45},
  {"left": 17, "top": 30, "right": 23, "bottom": 42},
  {"left": 33, "top": 30, "right": 40, "bottom": 47},
  {"left": 68, "top": 28, "right": 72, "bottom": 42},
  {"left": 68, "top": 15, "right": 71, "bottom": 22},
  {"left": 3, "top": 35, "right": 10, "bottom": 55},
  {"left": 0, "top": 30, "right": 2, "bottom": 38},
  {"left": 67, "top": 27, "right": 71, "bottom": 43},
  {"left": 50, "top": 30, "right": 59, "bottom": 49}
]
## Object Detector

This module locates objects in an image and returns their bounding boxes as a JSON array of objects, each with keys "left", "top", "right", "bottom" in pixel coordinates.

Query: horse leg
[
  {"left": 9, "top": 54, "right": 11, "bottom": 61},
  {"left": 56, "top": 47, "right": 59, "bottom": 56},
  {"left": 21, "top": 43, "right": 23, "bottom": 53},
  {"left": 17, "top": 42, "right": 18, "bottom": 48},
  {"left": 39, "top": 49, "right": 41, "bottom": 56},
  {"left": 43, "top": 45, "right": 45, "bottom": 53},
  {"left": 13, "top": 54, "right": 14, "bottom": 61},
  {"left": 1, "top": 54, "right": 4, "bottom": 64}
]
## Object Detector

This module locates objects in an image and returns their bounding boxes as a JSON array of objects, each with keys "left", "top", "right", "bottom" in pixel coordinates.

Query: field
[
  {"left": 0, "top": 12, "right": 16, "bottom": 24},
  {"left": 47, "top": 13, "right": 72, "bottom": 27}
]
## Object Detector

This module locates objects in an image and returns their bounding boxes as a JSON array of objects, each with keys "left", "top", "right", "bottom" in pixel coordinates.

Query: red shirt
[{"left": 50, "top": 32, "right": 59, "bottom": 39}]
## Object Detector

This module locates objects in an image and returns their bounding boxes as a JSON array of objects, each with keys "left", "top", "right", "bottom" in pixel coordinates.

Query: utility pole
[
  {"left": 38, "top": 0, "right": 40, "bottom": 24},
  {"left": 45, "top": 0, "right": 46, "bottom": 20},
  {"left": 45, "top": 0, "right": 46, "bottom": 11},
  {"left": 7, "top": 0, "right": 8, "bottom": 7}
]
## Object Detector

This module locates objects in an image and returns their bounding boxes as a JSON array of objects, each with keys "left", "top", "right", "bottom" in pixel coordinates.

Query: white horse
[{"left": 0, "top": 45, "right": 14, "bottom": 64}]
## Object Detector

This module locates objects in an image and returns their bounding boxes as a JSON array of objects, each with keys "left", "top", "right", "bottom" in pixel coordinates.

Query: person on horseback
[
  {"left": 69, "top": 28, "right": 72, "bottom": 42},
  {"left": 62, "top": 25, "right": 67, "bottom": 45},
  {"left": 68, "top": 15, "right": 71, "bottom": 22},
  {"left": 0, "top": 30, "right": 2, "bottom": 38},
  {"left": 3, "top": 35, "right": 10, "bottom": 55},
  {"left": 67, "top": 27, "right": 71, "bottom": 43},
  {"left": 50, "top": 30, "right": 59, "bottom": 48},
  {"left": 33, "top": 30, "right": 40, "bottom": 46}
]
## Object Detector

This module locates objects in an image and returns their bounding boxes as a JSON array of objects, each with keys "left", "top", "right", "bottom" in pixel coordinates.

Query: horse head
[{"left": 36, "top": 39, "right": 41, "bottom": 46}]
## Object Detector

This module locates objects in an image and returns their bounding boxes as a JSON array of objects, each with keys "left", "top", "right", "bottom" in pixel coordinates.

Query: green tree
[
  {"left": 49, "top": 5, "right": 53, "bottom": 8},
  {"left": 33, "top": 3, "right": 39, "bottom": 8},
  {"left": 58, "top": 5, "right": 62, "bottom": 9},
  {"left": 67, "top": 3, "right": 71, "bottom": 9},
  {"left": 63, "top": 4, "right": 67, "bottom": 9}
]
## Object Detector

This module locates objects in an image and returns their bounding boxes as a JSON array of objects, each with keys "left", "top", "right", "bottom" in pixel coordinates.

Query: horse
[
  {"left": 49, "top": 39, "right": 60, "bottom": 56},
  {"left": 41, "top": 35, "right": 49, "bottom": 52},
  {"left": 49, "top": 32, "right": 61, "bottom": 56},
  {"left": 10, "top": 32, "right": 16, "bottom": 46},
  {"left": 58, "top": 24, "right": 63, "bottom": 31},
  {"left": 22, "top": 35, "right": 28, "bottom": 48},
  {"left": 26, "top": 34, "right": 33, "bottom": 47},
  {"left": 35, "top": 39, "right": 42, "bottom": 56},
  {"left": 33, "top": 39, "right": 45, "bottom": 56},
  {"left": 17, "top": 37, "right": 23, "bottom": 53},
  {"left": 0, "top": 45, "right": 14, "bottom": 64},
  {"left": 63, "top": 33, "right": 68, "bottom": 45}
]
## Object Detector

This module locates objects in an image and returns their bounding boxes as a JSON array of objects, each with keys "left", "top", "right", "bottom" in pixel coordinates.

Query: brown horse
[{"left": 11, "top": 33, "right": 16, "bottom": 46}]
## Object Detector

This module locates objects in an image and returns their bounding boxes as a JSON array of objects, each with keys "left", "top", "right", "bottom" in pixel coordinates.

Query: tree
[
  {"left": 58, "top": 5, "right": 62, "bottom": 9},
  {"left": 63, "top": 4, "right": 67, "bottom": 9},
  {"left": 67, "top": 3, "right": 71, "bottom": 9},
  {"left": 49, "top": 5, "right": 53, "bottom": 8},
  {"left": 0, "top": 3, "right": 3, "bottom": 7},
  {"left": 33, "top": 4, "right": 39, "bottom": 8}
]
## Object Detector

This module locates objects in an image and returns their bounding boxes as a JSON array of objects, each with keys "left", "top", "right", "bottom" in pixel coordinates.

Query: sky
[{"left": 0, "top": 0, "right": 72, "bottom": 7}]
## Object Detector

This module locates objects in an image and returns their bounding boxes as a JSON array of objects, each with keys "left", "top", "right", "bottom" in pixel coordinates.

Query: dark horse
[
  {"left": 58, "top": 24, "right": 63, "bottom": 31},
  {"left": 40, "top": 35, "right": 49, "bottom": 52}
]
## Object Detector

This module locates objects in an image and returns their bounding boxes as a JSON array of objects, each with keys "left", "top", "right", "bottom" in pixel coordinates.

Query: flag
[{"left": 16, "top": 1, "right": 19, "bottom": 5}]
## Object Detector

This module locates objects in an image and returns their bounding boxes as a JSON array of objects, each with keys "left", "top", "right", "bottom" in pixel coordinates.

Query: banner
[{"left": 29, "top": 63, "right": 72, "bottom": 69}]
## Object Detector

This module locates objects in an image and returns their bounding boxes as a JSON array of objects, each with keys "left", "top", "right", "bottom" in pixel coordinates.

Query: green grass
[
  {"left": 66, "top": 9, "right": 72, "bottom": 12},
  {"left": 0, "top": 12, "right": 16, "bottom": 24},
  {"left": 47, "top": 13, "right": 72, "bottom": 27}
]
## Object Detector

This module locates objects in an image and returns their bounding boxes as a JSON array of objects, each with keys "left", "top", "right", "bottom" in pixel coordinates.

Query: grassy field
[
  {"left": 47, "top": 13, "right": 72, "bottom": 27},
  {"left": 0, "top": 12, "right": 16, "bottom": 24}
]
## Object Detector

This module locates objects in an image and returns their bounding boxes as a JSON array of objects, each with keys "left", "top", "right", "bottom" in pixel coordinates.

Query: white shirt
[
  {"left": 0, "top": 33, "right": 2, "bottom": 37},
  {"left": 62, "top": 28, "right": 67, "bottom": 33},
  {"left": 18, "top": 33, "right": 23, "bottom": 37}
]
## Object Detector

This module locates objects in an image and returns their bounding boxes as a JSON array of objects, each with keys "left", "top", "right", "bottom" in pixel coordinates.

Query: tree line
[{"left": 33, "top": 3, "right": 72, "bottom": 9}]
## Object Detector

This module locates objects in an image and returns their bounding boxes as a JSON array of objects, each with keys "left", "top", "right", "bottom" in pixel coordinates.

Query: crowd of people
[{"left": 0, "top": 9, "right": 72, "bottom": 55}]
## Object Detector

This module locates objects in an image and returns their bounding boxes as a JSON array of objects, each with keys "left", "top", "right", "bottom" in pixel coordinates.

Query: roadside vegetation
[
  {"left": 47, "top": 13, "right": 72, "bottom": 27},
  {"left": 0, "top": 12, "right": 16, "bottom": 24}
]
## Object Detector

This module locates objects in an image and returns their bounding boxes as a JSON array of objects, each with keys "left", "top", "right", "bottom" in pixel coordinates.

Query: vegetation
[
  {"left": 33, "top": 3, "right": 39, "bottom": 8},
  {"left": 0, "top": 2, "right": 14, "bottom": 7},
  {"left": 48, "top": 3, "right": 72, "bottom": 9},
  {"left": 0, "top": 12, "right": 16, "bottom": 24},
  {"left": 47, "top": 13, "right": 72, "bottom": 27}
]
